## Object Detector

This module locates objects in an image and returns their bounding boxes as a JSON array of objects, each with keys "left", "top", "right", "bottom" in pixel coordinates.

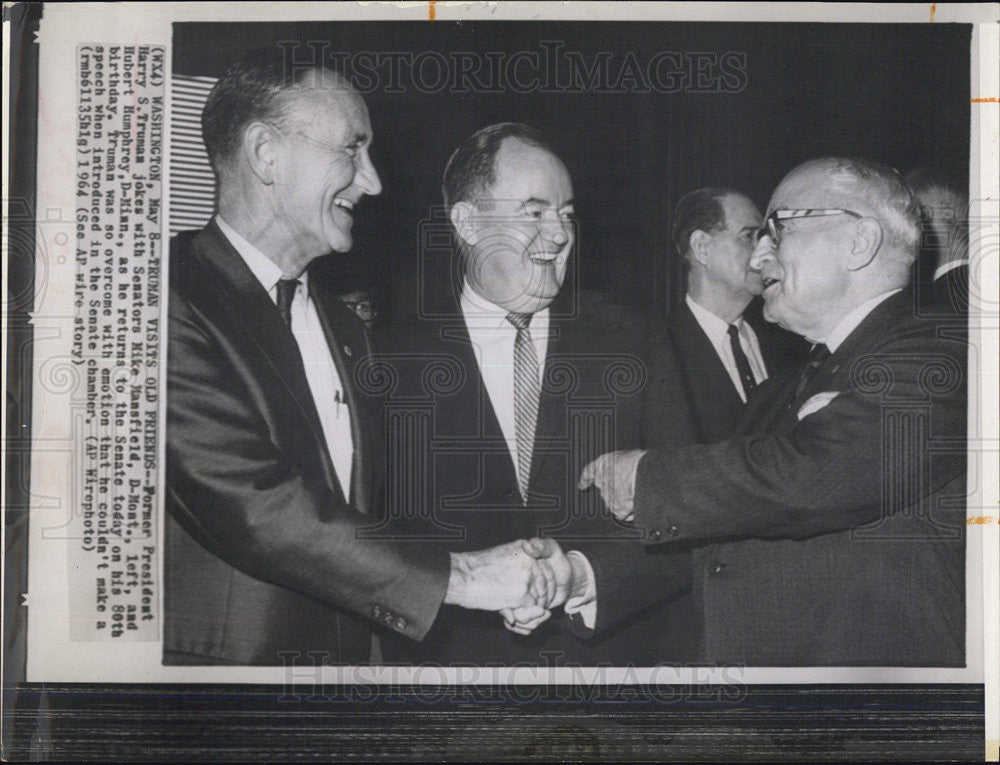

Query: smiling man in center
[{"left": 378, "top": 123, "right": 694, "bottom": 665}]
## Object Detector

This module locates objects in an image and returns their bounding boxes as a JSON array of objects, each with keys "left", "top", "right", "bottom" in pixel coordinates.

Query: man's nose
[
  {"left": 749, "top": 236, "right": 775, "bottom": 271},
  {"left": 542, "top": 215, "right": 571, "bottom": 248},
  {"left": 355, "top": 150, "right": 382, "bottom": 196}
]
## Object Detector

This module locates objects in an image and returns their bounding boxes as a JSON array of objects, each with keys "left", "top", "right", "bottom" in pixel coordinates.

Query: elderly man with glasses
[{"left": 573, "top": 157, "right": 967, "bottom": 666}]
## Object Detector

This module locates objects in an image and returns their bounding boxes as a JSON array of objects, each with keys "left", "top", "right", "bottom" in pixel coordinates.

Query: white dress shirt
[
  {"left": 216, "top": 216, "right": 354, "bottom": 496},
  {"left": 459, "top": 282, "right": 550, "bottom": 492},
  {"left": 686, "top": 294, "right": 768, "bottom": 401},
  {"left": 458, "top": 283, "right": 599, "bottom": 622},
  {"left": 933, "top": 259, "right": 968, "bottom": 282}
]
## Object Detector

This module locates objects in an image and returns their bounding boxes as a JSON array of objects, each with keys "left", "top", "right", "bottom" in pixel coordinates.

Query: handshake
[
  {"left": 438, "top": 450, "right": 648, "bottom": 635},
  {"left": 443, "top": 538, "right": 588, "bottom": 635}
]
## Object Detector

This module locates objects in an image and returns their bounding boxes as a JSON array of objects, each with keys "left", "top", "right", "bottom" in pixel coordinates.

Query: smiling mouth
[
  {"left": 529, "top": 252, "right": 559, "bottom": 265},
  {"left": 762, "top": 277, "right": 780, "bottom": 289},
  {"left": 333, "top": 198, "right": 354, "bottom": 214}
]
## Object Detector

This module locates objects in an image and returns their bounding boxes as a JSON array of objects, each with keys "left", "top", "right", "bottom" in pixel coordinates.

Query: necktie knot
[
  {"left": 793, "top": 343, "right": 831, "bottom": 400},
  {"left": 808, "top": 343, "right": 831, "bottom": 367},
  {"left": 727, "top": 323, "right": 740, "bottom": 339},
  {"left": 276, "top": 279, "right": 300, "bottom": 327},
  {"left": 506, "top": 312, "right": 532, "bottom": 331}
]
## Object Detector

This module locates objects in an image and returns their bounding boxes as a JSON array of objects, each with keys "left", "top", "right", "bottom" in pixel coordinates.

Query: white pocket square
[{"left": 797, "top": 391, "right": 840, "bottom": 420}]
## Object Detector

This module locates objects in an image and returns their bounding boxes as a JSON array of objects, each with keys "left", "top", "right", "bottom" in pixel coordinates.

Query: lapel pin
[{"left": 344, "top": 345, "right": 352, "bottom": 357}]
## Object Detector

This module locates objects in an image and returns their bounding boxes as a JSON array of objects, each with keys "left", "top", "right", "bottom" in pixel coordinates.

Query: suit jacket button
[
  {"left": 395, "top": 617, "right": 407, "bottom": 630},
  {"left": 709, "top": 561, "right": 727, "bottom": 575},
  {"left": 649, "top": 529, "right": 662, "bottom": 541},
  {"left": 666, "top": 525, "right": 679, "bottom": 537}
]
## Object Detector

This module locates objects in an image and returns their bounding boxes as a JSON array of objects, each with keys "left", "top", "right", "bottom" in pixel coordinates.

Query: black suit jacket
[
  {"left": 587, "top": 298, "right": 807, "bottom": 655},
  {"left": 631, "top": 290, "right": 967, "bottom": 665},
  {"left": 164, "top": 222, "right": 450, "bottom": 665},
  {"left": 931, "top": 263, "right": 970, "bottom": 316},
  {"left": 643, "top": 298, "right": 808, "bottom": 447},
  {"left": 376, "top": 289, "right": 691, "bottom": 665}
]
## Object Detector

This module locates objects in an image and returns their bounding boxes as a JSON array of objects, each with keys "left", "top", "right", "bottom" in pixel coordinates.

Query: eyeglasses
[{"left": 757, "top": 208, "right": 863, "bottom": 245}]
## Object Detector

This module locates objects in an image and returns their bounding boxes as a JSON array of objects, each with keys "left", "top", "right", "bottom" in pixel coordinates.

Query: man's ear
[
  {"left": 450, "top": 201, "right": 480, "bottom": 247},
  {"left": 242, "top": 121, "right": 279, "bottom": 185},
  {"left": 847, "top": 217, "right": 883, "bottom": 271},
  {"left": 689, "top": 229, "right": 711, "bottom": 266}
]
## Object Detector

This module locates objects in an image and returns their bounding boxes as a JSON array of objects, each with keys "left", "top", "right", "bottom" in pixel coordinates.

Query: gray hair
[{"left": 806, "top": 157, "right": 922, "bottom": 269}]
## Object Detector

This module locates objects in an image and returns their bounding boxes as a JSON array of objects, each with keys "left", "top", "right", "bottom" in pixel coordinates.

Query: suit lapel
[
  {"left": 192, "top": 222, "right": 341, "bottom": 498},
  {"left": 438, "top": 321, "right": 510, "bottom": 447},
  {"left": 669, "top": 304, "right": 743, "bottom": 442},
  {"left": 794, "top": 290, "right": 909, "bottom": 405},
  {"left": 530, "top": 315, "right": 566, "bottom": 489}
]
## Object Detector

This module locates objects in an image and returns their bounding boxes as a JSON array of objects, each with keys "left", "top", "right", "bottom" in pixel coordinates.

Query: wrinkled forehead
[{"left": 768, "top": 165, "right": 874, "bottom": 216}]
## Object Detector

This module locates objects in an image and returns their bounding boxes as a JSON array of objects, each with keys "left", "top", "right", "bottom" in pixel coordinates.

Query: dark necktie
[
  {"left": 794, "top": 343, "right": 831, "bottom": 399},
  {"left": 275, "top": 279, "right": 300, "bottom": 328},
  {"left": 506, "top": 312, "right": 541, "bottom": 504},
  {"left": 727, "top": 323, "right": 757, "bottom": 398}
]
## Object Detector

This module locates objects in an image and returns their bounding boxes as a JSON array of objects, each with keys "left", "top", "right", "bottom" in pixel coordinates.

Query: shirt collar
[
  {"left": 823, "top": 288, "right": 902, "bottom": 353},
  {"left": 460, "top": 280, "right": 549, "bottom": 332},
  {"left": 933, "top": 259, "right": 968, "bottom": 281},
  {"left": 686, "top": 293, "right": 743, "bottom": 341},
  {"left": 215, "top": 215, "right": 309, "bottom": 295}
]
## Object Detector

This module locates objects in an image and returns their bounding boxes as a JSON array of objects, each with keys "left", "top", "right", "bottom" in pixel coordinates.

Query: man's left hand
[{"left": 577, "top": 449, "right": 647, "bottom": 520}]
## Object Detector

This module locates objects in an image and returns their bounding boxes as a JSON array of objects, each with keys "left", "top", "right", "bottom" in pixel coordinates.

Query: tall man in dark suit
[
  {"left": 165, "top": 54, "right": 564, "bottom": 665},
  {"left": 579, "top": 158, "right": 967, "bottom": 666},
  {"left": 644, "top": 188, "right": 806, "bottom": 448},
  {"left": 378, "top": 123, "right": 690, "bottom": 665}
]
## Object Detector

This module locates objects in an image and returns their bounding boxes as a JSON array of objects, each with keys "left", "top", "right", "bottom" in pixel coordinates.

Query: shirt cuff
[{"left": 564, "top": 550, "right": 597, "bottom": 629}]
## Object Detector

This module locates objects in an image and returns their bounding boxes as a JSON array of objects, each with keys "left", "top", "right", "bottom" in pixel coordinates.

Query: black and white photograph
[
  {"left": 163, "top": 15, "right": 975, "bottom": 670},
  {"left": 4, "top": 1, "right": 997, "bottom": 760}
]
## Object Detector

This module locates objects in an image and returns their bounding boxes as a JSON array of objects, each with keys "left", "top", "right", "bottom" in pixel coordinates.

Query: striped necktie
[{"left": 506, "top": 312, "right": 541, "bottom": 504}]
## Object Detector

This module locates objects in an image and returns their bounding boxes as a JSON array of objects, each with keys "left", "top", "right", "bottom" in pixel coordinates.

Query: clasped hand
[
  {"left": 577, "top": 449, "right": 647, "bottom": 521},
  {"left": 445, "top": 538, "right": 572, "bottom": 635}
]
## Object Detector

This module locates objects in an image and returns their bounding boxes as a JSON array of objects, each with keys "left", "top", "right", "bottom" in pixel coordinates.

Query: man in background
[
  {"left": 643, "top": 188, "right": 806, "bottom": 448},
  {"left": 906, "top": 169, "right": 969, "bottom": 315}
]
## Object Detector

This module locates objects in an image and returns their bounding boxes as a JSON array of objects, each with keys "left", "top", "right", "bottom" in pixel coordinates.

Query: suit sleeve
[
  {"left": 632, "top": 322, "right": 967, "bottom": 544},
  {"left": 166, "top": 292, "right": 451, "bottom": 641},
  {"left": 567, "top": 542, "right": 692, "bottom": 639}
]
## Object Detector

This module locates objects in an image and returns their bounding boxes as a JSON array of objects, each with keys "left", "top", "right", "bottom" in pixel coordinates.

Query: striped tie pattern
[{"left": 506, "top": 312, "right": 541, "bottom": 504}]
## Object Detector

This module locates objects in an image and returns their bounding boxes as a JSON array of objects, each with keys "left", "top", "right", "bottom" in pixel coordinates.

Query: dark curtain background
[{"left": 173, "top": 21, "right": 970, "bottom": 324}]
